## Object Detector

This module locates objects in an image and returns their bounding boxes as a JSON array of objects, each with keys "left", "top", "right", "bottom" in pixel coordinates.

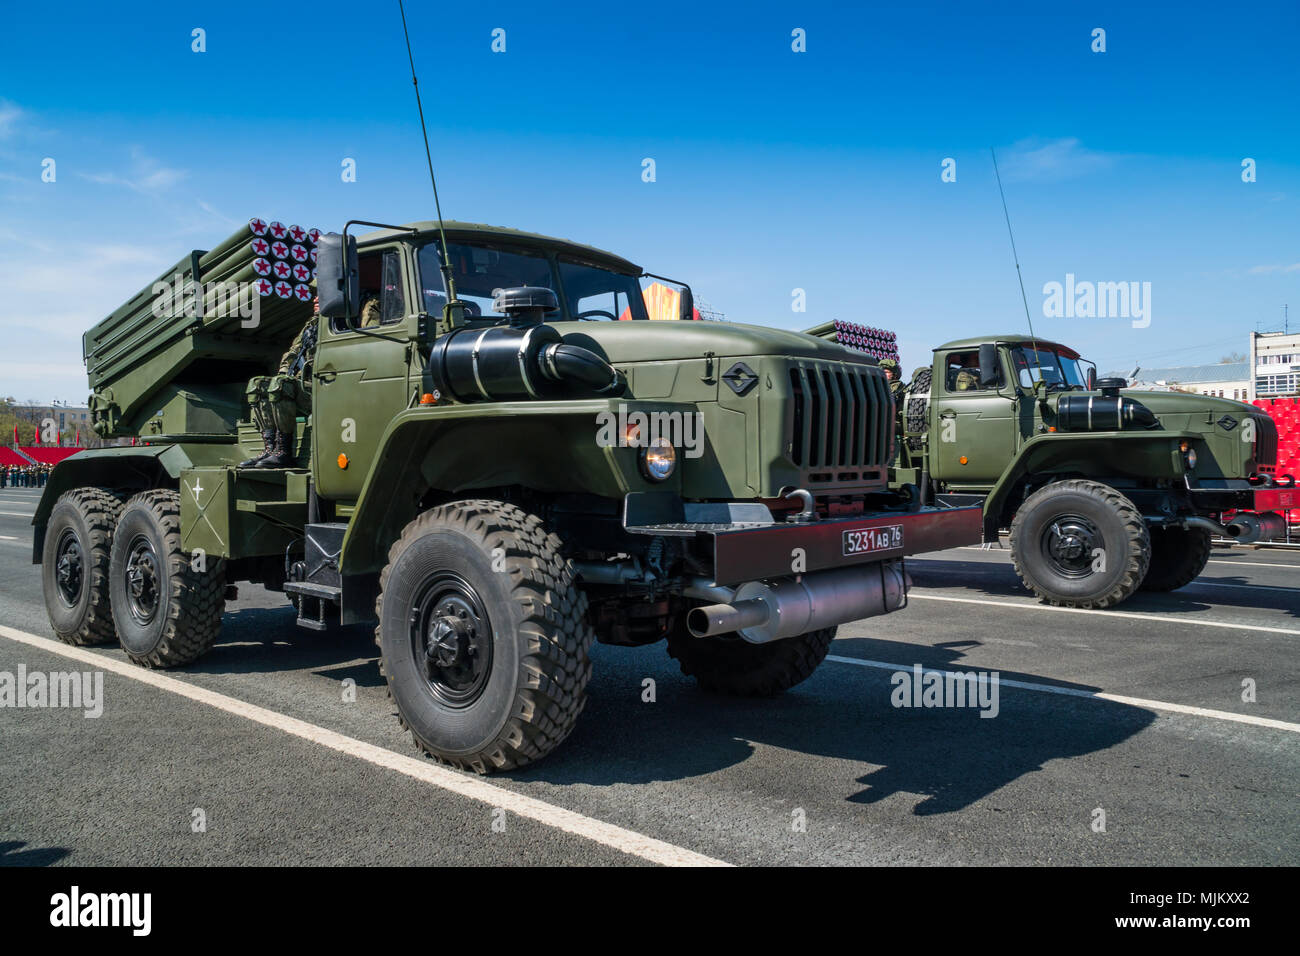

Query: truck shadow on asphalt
[
  {"left": 0, "top": 840, "right": 70, "bottom": 867},
  {"left": 196, "top": 601, "right": 1157, "bottom": 815},
  {"left": 186, "top": 605, "right": 385, "bottom": 686},
  {"left": 907, "top": 559, "right": 1300, "bottom": 620},
  {"left": 518, "top": 637, "right": 1158, "bottom": 816}
]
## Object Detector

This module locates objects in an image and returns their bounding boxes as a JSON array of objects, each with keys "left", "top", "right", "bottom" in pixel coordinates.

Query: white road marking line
[
  {"left": 0, "top": 511, "right": 34, "bottom": 518},
  {"left": 953, "top": 546, "right": 1300, "bottom": 572},
  {"left": 1208, "top": 559, "right": 1300, "bottom": 571},
  {"left": 0, "top": 625, "right": 729, "bottom": 868},
  {"left": 1183, "top": 581, "right": 1299, "bottom": 594},
  {"left": 826, "top": 655, "right": 1300, "bottom": 734},
  {"left": 906, "top": 592, "right": 1300, "bottom": 636}
]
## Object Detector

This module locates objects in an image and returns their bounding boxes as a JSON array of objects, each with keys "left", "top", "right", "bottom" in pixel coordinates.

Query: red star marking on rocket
[
  {"left": 307, "top": 228, "right": 320, "bottom": 243},
  {"left": 274, "top": 261, "right": 291, "bottom": 278},
  {"left": 291, "top": 244, "right": 307, "bottom": 262},
  {"left": 289, "top": 225, "right": 306, "bottom": 241},
  {"left": 293, "top": 264, "right": 310, "bottom": 281},
  {"left": 252, "top": 238, "right": 269, "bottom": 255},
  {"left": 269, "top": 221, "right": 287, "bottom": 238},
  {"left": 272, "top": 242, "right": 288, "bottom": 258},
  {"left": 309, "top": 249, "right": 317, "bottom": 263},
  {"left": 258, "top": 279, "right": 273, "bottom": 295},
  {"left": 253, "top": 258, "right": 271, "bottom": 276},
  {"left": 275, "top": 281, "right": 291, "bottom": 297},
  {"left": 294, "top": 284, "right": 312, "bottom": 300},
  {"left": 249, "top": 218, "right": 267, "bottom": 235}
]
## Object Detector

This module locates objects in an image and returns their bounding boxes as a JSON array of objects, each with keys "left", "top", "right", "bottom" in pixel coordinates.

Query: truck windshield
[
  {"left": 1011, "top": 346, "right": 1090, "bottom": 391},
  {"left": 416, "top": 242, "right": 650, "bottom": 321}
]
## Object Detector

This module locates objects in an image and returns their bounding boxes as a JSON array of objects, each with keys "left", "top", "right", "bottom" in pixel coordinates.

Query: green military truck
[
  {"left": 34, "top": 218, "right": 981, "bottom": 772},
  {"left": 812, "top": 327, "right": 1291, "bottom": 609}
]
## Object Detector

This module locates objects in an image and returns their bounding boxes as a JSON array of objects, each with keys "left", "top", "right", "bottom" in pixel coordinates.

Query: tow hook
[{"left": 785, "top": 488, "right": 816, "bottom": 523}]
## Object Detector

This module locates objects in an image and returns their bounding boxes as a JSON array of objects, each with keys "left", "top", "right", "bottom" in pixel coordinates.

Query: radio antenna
[
  {"left": 399, "top": 0, "right": 460, "bottom": 313},
  {"left": 991, "top": 147, "right": 1041, "bottom": 366}
]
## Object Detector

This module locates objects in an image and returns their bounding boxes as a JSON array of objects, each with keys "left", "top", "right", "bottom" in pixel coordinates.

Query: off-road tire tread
[
  {"left": 115, "top": 489, "right": 225, "bottom": 668},
  {"left": 1010, "top": 478, "right": 1149, "bottom": 609},
  {"left": 48, "top": 487, "right": 122, "bottom": 646},
  {"left": 375, "top": 499, "right": 594, "bottom": 774},
  {"left": 1140, "top": 526, "right": 1212, "bottom": 592},
  {"left": 666, "top": 625, "right": 837, "bottom": 697}
]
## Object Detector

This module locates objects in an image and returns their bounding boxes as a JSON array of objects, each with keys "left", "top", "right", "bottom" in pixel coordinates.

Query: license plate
[{"left": 842, "top": 524, "right": 903, "bottom": 556}]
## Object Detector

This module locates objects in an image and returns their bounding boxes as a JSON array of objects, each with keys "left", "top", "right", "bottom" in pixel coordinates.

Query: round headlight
[
  {"left": 1185, "top": 448, "right": 1197, "bottom": 469},
  {"left": 640, "top": 437, "right": 677, "bottom": 481}
]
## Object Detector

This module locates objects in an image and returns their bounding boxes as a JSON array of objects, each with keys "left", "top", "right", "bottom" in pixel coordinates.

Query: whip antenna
[
  {"left": 991, "top": 147, "right": 1041, "bottom": 365},
  {"left": 399, "top": 0, "right": 459, "bottom": 307}
]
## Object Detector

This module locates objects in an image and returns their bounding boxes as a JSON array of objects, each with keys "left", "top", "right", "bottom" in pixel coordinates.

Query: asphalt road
[{"left": 1, "top": 485, "right": 1296, "bottom": 866}]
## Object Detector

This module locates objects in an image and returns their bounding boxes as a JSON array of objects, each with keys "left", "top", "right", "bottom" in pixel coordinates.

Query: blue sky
[{"left": 1, "top": 0, "right": 1296, "bottom": 402}]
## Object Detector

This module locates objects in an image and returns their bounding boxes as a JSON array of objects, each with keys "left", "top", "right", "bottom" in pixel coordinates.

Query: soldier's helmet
[{"left": 878, "top": 358, "right": 899, "bottom": 372}]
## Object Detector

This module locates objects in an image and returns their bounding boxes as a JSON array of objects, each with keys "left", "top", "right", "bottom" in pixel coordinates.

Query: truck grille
[
  {"left": 788, "top": 363, "right": 892, "bottom": 471},
  {"left": 1250, "top": 413, "right": 1278, "bottom": 470}
]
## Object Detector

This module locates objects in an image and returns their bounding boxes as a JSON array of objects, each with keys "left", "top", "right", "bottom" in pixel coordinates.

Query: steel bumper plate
[{"left": 623, "top": 493, "right": 983, "bottom": 587}]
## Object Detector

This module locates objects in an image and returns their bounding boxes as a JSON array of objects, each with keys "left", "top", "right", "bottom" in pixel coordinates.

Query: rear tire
[
  {"left": 1140, "top": 526, "right": 1211, "bottom": 592},
  {"left": 1010, "top": 479, "right": 1149, "bottom": 609},
  {"left": 375, "top": 500, "right": 593, "bottom": 773},
  {"left": 904, "top": 368, "right": 932, "bottom": 451},
  {"left": 42, "top": 488, "right": 122, "bottom": 646},
  {"left": 667, "top": 621, "right": 836, "bottom": 696},
  {"left": 109, "top": 490, "right": 226, "bottom": 667}
]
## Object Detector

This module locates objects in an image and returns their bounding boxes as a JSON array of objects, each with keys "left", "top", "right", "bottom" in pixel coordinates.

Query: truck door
[
  {"left": 312, "top": 245, "right": 415, "bottom": 501},
  {"left": 930, "top": 347, "right": 1016, "bottom": 488}
]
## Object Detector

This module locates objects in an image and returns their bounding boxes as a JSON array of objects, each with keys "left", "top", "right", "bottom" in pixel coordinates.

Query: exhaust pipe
[
  {"left": 687, "top": 561, "right": 908, "bottom": 643},
  {"left": 1224, "top": 512, "right": 1285, "bottom": 545}
]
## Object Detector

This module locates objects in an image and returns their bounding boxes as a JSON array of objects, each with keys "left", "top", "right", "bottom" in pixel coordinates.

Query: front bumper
[
  {"left": 1184, "top": 478, "right": 1298, "bottom": 514},
  {"left": 623, "top": 492, "right": 983, "bottom": 587}
]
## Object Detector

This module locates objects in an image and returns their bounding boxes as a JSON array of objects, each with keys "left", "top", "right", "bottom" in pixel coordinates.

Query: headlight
[{"left": 640, "top": 437, "right": 676, "bottom": 481}]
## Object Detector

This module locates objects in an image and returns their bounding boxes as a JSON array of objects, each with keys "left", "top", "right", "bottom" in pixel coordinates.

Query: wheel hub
[
  {"left": 124, "top": 536, "right": 161, "bottom": 624},
  {"left": 410, "top": 577, "right": 492, "bottom": 707},
  {"left": 54, "top": 531, "right": 83, "bottom": 607},
  {"left": 1044, "top": 516, "right": 1102, "bottom": 577}
]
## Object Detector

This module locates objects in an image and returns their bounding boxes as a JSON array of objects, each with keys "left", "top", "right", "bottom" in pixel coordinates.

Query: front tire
[
  {"left": 667, "top": 621, "right": 836, "bottom": 696},
  {"left": 375, "top": 500, "right": 594, "bottom": 773},
  {"left": 1010, "top": 479, "right": 1149, "bottom": 609},
  {"left": 42, "top": 488, "right": 122, "bottom": 646},
  {"left": 109, "top": 490, "right": 226, "bottom": 667},
  {"left": 1140, "top": 526, "right": 1211, "bottom": 592}
]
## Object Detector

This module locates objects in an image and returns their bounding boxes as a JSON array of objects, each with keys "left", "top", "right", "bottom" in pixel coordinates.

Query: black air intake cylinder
[
  {"left": 1056, "top": 394, "right": 1157, "bottom": 431},
  {"left": 429, "top": 324, "right": 623, "bottom": 403}
]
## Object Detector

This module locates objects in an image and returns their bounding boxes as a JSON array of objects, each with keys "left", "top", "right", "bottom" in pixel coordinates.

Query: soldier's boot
[
  {"left": 254, "top": 429, "right": 295, "bottom": 469},
  {"left": 240, "top": 428, "right": 276, "bottom": 468}
]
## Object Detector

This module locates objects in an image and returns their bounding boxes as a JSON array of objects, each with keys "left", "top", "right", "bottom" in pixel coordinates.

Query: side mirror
[
  {"left": 317, "top": 232, "right": 359, "bottom": 321},
  {"left": 1087, "top": 368, "right": 1097, "bottom": 390},
  {"left": 678, "top": 286, "right": 695, "bottom": 321},
  {"left": 978, "top": 343, "right": 1000, "bottom": 388}
]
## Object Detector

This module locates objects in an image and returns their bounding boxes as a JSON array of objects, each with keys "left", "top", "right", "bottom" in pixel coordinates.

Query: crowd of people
[{"left": 0, "top": 464, "right": 50, "bottom": 487}]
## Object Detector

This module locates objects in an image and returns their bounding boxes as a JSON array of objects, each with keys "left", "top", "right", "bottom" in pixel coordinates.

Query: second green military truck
[
  {"left": 814, "top": 326, "right": 1291, "bottom": 609},
  {"left": 34, "top": 218, "right": 981, "bottom": 772}
]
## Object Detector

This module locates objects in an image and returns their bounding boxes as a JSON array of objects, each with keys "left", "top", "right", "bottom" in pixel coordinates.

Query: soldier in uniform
[
  {"left": 879, "top": 359, "right": 907, "bottom": 444},
  {"left": 240, "top": 292, "right": 380, "bottom": 469},
  {"left": 953, "top": 368, "right": 979, "bottom": 391}
]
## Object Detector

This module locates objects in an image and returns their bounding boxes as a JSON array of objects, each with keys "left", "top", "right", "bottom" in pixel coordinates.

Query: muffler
[
  {"left": 687, "top": 561, "right": 908, "bottom": 643},
  {"left": 1224, "top": 512, "right": 1285, "bottom": 544}
]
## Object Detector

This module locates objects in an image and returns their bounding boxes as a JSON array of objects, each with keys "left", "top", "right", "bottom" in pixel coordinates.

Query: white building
[
  {"left": 1118, "top": 362, "right": 1252, "bottom": 401},
  {"left": 1251, "top": 330, "right": 1300, "bottom": 397}
]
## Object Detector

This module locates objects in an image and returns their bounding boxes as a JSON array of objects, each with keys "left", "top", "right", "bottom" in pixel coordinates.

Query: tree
[{"left": 1219, "top": 351, "right": 1247, "bottom": 363}]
